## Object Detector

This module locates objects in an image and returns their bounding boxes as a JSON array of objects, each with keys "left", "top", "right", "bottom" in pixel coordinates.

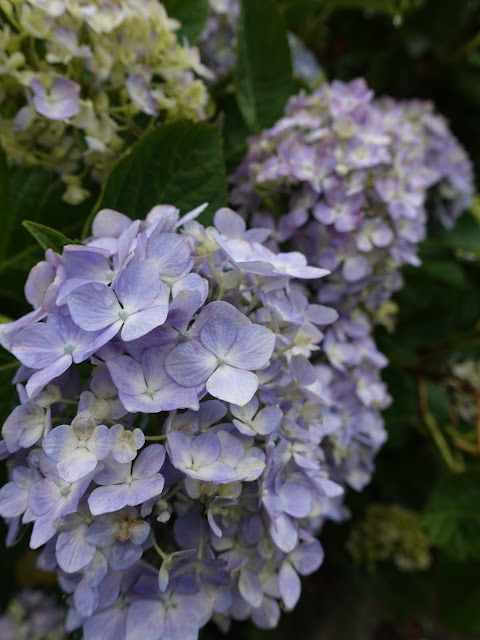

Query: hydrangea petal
[
  {"left": 43, "top": 424, "right": 78, "bottom": 462},
  {"left": 225, "top": 325, "right": 275, "bottom": 370},
  {"left": 121, "top": 305, "right": 168, "bottom": 342},
  {"left": 88, "top": 484, "right": 130, "bottom": 515},
  {"left": 57, "top": 448, "right": 98, "bottom": 483},
  {"left": 206, "top": 365, "right": 258, "bottom": 406},
  {"left": 56, "top": 525, "right": 96, "bottom": 573},
  {"left": 11, "top": 323, "right": 64, "bottom": 368},
  {"left": 114, "top": 260, "right": 161, "bottom": 313},
  {"left": 165, "top": 341, "right": 218, "bottom": 387},
  {"left": 68, "top": 282, "right": 121, "bottom": 331}
]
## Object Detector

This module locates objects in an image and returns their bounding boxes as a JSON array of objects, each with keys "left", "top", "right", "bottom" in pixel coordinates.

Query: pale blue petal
[
  {"left": 132, "top": 444, "right": 165, "bottom": 480},
  {"left": 68, "top": 282, "right": 121, "bottom": 331},
  {"left": 11, "top": 323, "right": 64, "bottom": 369},
  {"left": 114, "top": 260, "right": 161, "bottom": 313},
  {"left": 57, "top": 448, "right": 98, "bottom": 483},
  {"left": 43, "top": 424, "right": 78, "bottom": 462},
  {"left": 165, "top": 341, "right": 217, "bottom": 387},
  {"left": 56, "top": 525, "right": 95, "bottom": 573},
  {"left": 121, "top": 305, "right": 168, "bottom": 342},
  {"left": 191, "top": 433, "right": 221, "bottom": 467},
  {"left": 206, "top": 365, "right": 258, "bottom": 406},
  {"left": 225, "top": 325, "right": 275, "bottom": 370},
  {"left": 88, "top": 484, "right": 130, "bottom": 515}
]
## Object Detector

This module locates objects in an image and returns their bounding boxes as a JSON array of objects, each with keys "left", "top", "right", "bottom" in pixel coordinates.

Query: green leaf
[
  {"left": 441, "top": 211, "right": 480, "bottom": 253},
  {"left": 235, "top": 0, "right": 293, "bottom": 133},
  {"left": 437, "top": 555, "right": 480, "bottom": 638},
  {"left": 219, "top": 93, "right": 250, "bottom": 172},
  {"left": 322, "top": 0, "right": 405, "bottom": 15},
  {"left": 421, "top": 258, "right": 467, "bottom": 288},
  {"left": 0, "top": 164, "right": 94, "bottom": 319},
  {"left": 0, "top": 357, "right": 20, "bottom": 424},
  {"left": 422, "top": 468, "right": 480, "bottom": 561},
  {"left": 0, "top": 148, "right": 13, "bottom": 262},
  {"left": 162, "top": 0, "right": 208, "bottom": 43},
  {"left": 22, "top": 221, "right": 75, "bottom": 253},
  {"left": 84, "top": 121, "right": 227, "bottom": 235}
]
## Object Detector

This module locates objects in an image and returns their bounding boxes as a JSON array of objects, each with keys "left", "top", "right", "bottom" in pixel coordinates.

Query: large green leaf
[
  {"left": 321, "top": 0, "right": 410, "bottom": 15},
  {"left": 235, "top": 0, "right": 293, "bottom": 133},
  {"left": 22, "top": 221, "right": 75, "bottom": 253},
  {"left": 0, "top": 164, "right": 94, "bottom": 319},
  {"left": 422, "top": 468, "right": 480, "bottom": 561},
  {"left": 436, "top": 555, "right": 480, "bottom": 638},
  {"left": 0, "top": 149, "right": 13, "bottom": 262},
  {"left": 440, "top": 210, "right": 480, "bottom": 254},
  {"left": 84, "top": 121, "right": 227, "bottom": 235},
  {"left": 0, "top": 356, "right": 20, "bottom": 424},
  {"left": 162, "top": 0, "right": 208, "bottom": 43}
]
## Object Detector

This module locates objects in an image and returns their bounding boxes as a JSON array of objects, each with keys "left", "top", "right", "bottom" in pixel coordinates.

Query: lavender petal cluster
[
  {"left": 231, "top": 78, "right": 474, "bottom": 315},
  {"left": 0, "top": 203, "right": 384, "bottom": 638},
  {"left": 199, "top": 0, "right": 324, "bottom": 88},
  {"left": 0, "top": 589, "right": 67, "bottom": 640}
]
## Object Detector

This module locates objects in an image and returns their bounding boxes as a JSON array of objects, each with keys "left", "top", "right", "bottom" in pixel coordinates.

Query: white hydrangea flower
[{"left": 0, "top": 0, "right": 211, "bottom": 203}]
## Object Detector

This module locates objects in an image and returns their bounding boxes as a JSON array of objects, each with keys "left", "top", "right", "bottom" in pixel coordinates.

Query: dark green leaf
[
  {"left": 0, "top": 148, "right": 13, "bottom": 262},
  {"left": 236, "top": 0, "right": 293, "bottom": 133},
  {"left": 435, "top": 554, "right": 480, "bottom": 638},
  {"left": 323, "top": 0, "right": 407, "bottom": 16},
  {"left": 162, "top": 0, "right": 208, "bottom": 43},
  {"left": 425, "top": 380, "right": 450, "bottom": 427},
  {"left": 219, "top": 93, "right": 250, "bottom": 172},
  {"left": 440, "top": 211, "right": 480, "bottom": 253},
  {"left": 422, "top": 467, "right": 480, "bottom": 561},
  {"left": 0, "top": 165, "right": 94, "bottom": 319},
  {"left": 85, "top": 121, "right": 227, "bottom": 235},
  {"left": 421, "top": 258, "right": 467, "bottom": 288},
  {"left": 22, "top": 221, "right": 75, "bottom": 253},
  {"left": 0, "top": 357, "right": 19, "bottom": 424},
  {"left": 436, "top": 555, "right": 480, "bottom": 638}
]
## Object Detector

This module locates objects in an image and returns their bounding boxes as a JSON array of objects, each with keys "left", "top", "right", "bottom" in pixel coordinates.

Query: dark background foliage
[{"left": 1, "top": 1, "right": 480, "bottom": 638}]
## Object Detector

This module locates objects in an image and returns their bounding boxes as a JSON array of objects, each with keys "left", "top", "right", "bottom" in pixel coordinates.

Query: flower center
[
  {"left": 118, "top": 309, "right": 129, "bottom": 321},
  {"left": 63, "top": 343, "right": 74, "bottom": 354}
]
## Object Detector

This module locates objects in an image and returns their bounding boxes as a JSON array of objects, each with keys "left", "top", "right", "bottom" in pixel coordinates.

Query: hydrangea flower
[
  {"left": 199, "top": 0, "right": 324, "bottom": 88},
  {"left": 0, "top": 202, "right": 390, "bottom": 638},
  {"left": 0, "top": 0, "right": 210, "bottom": 203},
  {"left": 231, "top": 78, "right": 474, "bottom": 316},
  {"left": 0, "top": 589, "right": 67, "bottom": 640}
]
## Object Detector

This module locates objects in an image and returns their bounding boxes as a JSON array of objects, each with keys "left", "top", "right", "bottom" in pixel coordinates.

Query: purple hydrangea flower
[
  {"left": 67, "top": 260, "right": 169, "bottom": 344},
  {"left": 88, "top": 445, "right": 166, "bottom": 515},
  {"left": 31, "top": 76, "right": 80, "bottom": 120},
  {"left": 42, "top": 411, "right": 113, "bottom": 482},
  {"left": 165, "top": 302, "right": 275, "bottom": 406}
]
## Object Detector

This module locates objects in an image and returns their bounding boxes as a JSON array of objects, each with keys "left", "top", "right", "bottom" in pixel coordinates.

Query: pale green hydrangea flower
[
  {"left": 0, "top": 0, "right": 211, "bottom": 203},
  {"left": 347, "top": 504, "right": 431, "bottom": 572}
]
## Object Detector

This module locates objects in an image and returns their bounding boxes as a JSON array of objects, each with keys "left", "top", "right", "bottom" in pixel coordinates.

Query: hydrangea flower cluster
[
  {"left": 231, "top": 78, "right": 474, "bottom": 315},
  {"left": 0, "top": 589, "right": 66, "bottom": 640},
  {"left": 0, "top": 0, "right": 210, "bottom": 203},
  {"left": 347, "top": 504, "right": 431, "bottom": 572},
  {"left": 199, "top": 0, "right": 324, "bottom": 88},
  {"left": 0, "top": 203, "right": 386, "bottom": 638}
]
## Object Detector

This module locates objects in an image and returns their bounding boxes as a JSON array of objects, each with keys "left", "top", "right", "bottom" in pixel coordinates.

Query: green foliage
[
  {"left": 218, "top": 93, "right": 250, "bottom": 173},
  {"left": 163, "top": 0, "right": 208, "bottom": 43},
  {"left": 0, "top": 149, "right": 12, "bottom": 262},
  {"left": 236, "top": 0, "right": 293, "bottom": 133},
  {"left": 0, "top": 161, "right": 93, "bottom": 319},
  {"left": 22, "top": 221, "right": 75, "bottom": 253},
  {"left": 422, "top": 467, "right": 480, "bottom": 561},
  {"left": 437, "top": 556, "right": 480, "bottom": 638},
  {"left": 86, "top": 121, "right": 227, "bottom": 234}
]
